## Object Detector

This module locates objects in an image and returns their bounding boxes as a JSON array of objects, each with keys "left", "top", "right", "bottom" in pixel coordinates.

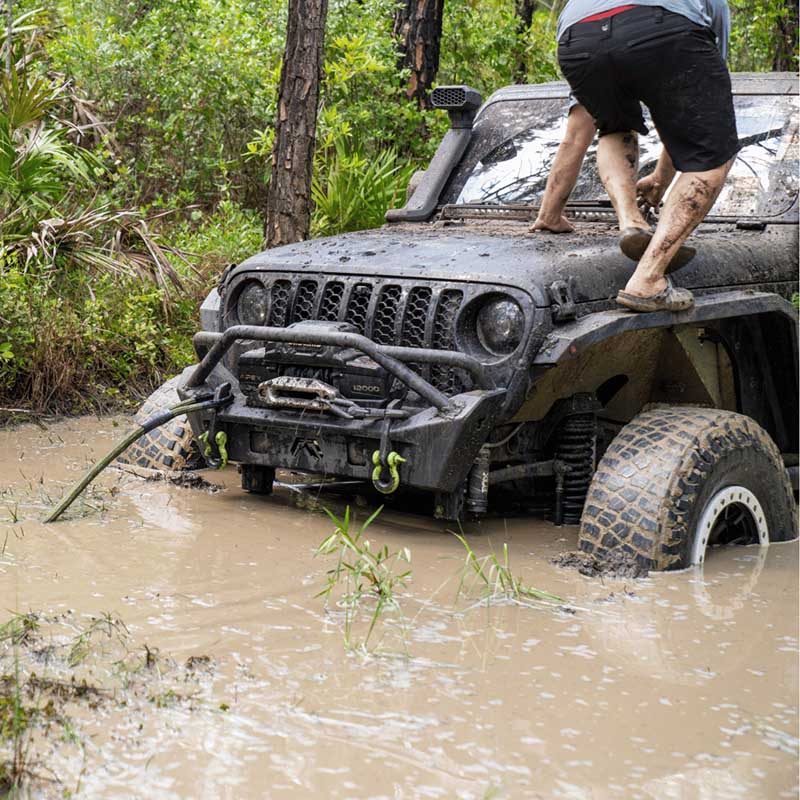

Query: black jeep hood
[{"left": 235, "top": 221, "right": 798, "bottom": 307}]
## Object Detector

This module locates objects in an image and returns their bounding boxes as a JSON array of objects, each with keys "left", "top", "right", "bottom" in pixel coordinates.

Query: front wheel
[
  {"left": 578, "top": 406, "right": 797, "bottom": 571},
  {"left": 117, "top": 376, "right": 203, "bottom": 471}
]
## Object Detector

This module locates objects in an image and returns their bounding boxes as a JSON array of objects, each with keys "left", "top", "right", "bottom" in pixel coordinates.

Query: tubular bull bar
[
  {"left": 186, "top": 324, "right": 493, "bottom": 412},
  {"left": 180, "top": 324, "right": 506, "bottom": 493}
]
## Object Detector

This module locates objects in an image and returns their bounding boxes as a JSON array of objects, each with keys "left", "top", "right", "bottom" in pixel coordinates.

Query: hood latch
[{"left": 548, "top": 278, "right": 577, "bottom": 322}]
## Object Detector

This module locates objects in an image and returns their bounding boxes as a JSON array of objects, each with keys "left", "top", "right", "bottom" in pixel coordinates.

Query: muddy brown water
[{"left": 1, "top": 416, "right": 797, "bottom": 799}]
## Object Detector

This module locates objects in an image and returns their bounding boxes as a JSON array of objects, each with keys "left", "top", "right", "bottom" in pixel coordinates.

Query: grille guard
[{"left": 186, "top": 324, "right": 493, "bottom": 413}]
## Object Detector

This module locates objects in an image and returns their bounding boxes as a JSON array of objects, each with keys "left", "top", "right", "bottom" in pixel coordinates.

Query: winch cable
[{"left": 43, "top": 395, "right": 228, "bottom": 524}]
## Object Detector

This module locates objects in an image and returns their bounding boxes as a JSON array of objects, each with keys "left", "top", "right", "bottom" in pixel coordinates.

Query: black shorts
[{"left": 558, "top": 6, "right": 740, "bottom": 172}]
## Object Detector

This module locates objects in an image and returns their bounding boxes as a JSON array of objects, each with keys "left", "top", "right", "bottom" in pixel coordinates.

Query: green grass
[
  {"left": 0, "top": 615, "right": 38, "bottom": 795},
  {"left": 0, "top": 609, "right": 219, "bottom": 794},
  {"left": 452, "top": 533, "right": 563, "bottom": 606},
  {"left": 315, "top": 505, "right": 411, "bottom": 651},
  {"left": 67, "top": 612, "right": 129, "bottom": 667}
]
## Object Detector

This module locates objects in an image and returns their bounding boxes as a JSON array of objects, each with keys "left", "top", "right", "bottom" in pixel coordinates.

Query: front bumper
[{"left": 178, "top": 324, "right": 507, "bottom": 492}]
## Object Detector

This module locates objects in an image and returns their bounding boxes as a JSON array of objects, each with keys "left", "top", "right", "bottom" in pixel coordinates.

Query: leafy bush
[
  {"left": 169, "top": 200, "right": 264, "bottom": 269},
  {"left": 0, "top": 25, "right": 211, "bottom": 413},
  {"left": 46, "top": 0, "right": 286, "bottom": 210},
  {"left": 311, "top": 133, "right": 415, "bottom": 237},
  {"left": 31, "top": 0, "right": 797, "bottom": 218},
  {"left": 0, "top": 265, "right": 206, "bottom": 411},
  {"left": 41, "top": 0, "right": 568, "bottom": 212},
  {"left": 729, "top": 0, "right": 798, "bottom": 71}
]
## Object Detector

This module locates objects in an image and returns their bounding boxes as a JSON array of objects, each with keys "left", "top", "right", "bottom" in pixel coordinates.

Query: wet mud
[
  {"left": 552, "top": 549, "right": 650, "bottom": 580},
  {"left": 1, "top": 416, "right": 797, "bottom": 799}
]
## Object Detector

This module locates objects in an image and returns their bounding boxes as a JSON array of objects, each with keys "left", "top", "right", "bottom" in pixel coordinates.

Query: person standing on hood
[
  {"left": 554, "top": 0, "right": 739, "bottom": 312},
  {"left": 531, "top": 0, "right": 731, "bottom": 237}
]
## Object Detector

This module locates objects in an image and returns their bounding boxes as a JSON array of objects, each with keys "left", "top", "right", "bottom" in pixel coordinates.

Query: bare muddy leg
[
  {"left": 531, "top": 105, "right": 596, "bottom": 234},
  {"left": 623, "top": 159, "right": 734, "bottom": 297},
  {"left": 596, "top": 131, "right": 650, "bottom": 232}
]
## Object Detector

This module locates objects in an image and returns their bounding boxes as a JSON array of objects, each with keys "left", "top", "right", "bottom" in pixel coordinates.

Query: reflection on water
[
  {"left": 1, "top": 417, "right": 797, "bottom": 799},
  {"left": 456, "top": 95, "right": 799, "bottom": 219}
]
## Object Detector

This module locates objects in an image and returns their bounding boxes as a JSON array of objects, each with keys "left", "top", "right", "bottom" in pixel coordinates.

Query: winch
[{"left": 238, "top": 346, "right": 395, "bottom": 408}]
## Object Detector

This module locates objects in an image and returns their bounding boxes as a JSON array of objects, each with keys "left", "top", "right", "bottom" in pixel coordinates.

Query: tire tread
[
  {"left": 117, "top": 376, "right": 201, "bottom": 471},
  {"left": 578, "top": 406, "right": 796, "bottom": 570}
]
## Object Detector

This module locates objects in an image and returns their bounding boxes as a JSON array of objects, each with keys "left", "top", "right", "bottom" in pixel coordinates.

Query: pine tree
[
  {"left": 264, "top": 0, "right": 328, "bottom": 247},
  {"left": 393, "top": 0, "right": 446, "bottom": 110}
]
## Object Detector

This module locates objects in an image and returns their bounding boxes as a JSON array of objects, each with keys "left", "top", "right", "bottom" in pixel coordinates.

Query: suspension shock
[{"left": 554, "top": 413, "right": 596, "bottom": 525}]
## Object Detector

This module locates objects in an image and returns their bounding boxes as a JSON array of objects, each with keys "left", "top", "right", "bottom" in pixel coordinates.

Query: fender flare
[{"left": 533, "top": 290, "right": 797, "bottom": 367}]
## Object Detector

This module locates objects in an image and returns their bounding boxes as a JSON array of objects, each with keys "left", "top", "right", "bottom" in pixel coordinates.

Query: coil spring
[{"left": 555, "top": 413, "right": 596, "bottom": 525}]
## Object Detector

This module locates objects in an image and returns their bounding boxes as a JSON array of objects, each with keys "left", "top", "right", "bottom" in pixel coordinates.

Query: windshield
[{"left": 446, "top": 94, "right": 799, "bottom": 218}]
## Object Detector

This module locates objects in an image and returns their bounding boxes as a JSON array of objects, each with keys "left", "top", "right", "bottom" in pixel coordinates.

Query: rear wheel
[
  {"left": 117, "top": 376, "right": 202, "bottom": 471},
  {"left": 578, "top": 406, "right": 797, "bottom": 571}
]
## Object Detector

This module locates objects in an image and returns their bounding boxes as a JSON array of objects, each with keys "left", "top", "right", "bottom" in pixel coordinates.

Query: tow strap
[{"left": 44, "top": 386, "right": 233, "bottom": 523}]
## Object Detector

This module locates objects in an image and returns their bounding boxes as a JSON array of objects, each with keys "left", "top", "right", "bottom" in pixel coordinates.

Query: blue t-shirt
[{"left": 557, "top": 0, "right": 730, "bottom": 60}]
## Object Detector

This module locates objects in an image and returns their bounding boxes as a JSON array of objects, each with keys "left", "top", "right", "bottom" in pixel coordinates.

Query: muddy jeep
[{"left": 130, "top": 73, "right": 798, "bottom": 571}]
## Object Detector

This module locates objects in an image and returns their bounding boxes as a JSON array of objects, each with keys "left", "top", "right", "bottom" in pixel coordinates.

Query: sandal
[
  {"left": 616, "top": 276, "right": 694, "bottom": 313},
  {"left": 619, "top": 227, "right": 697, "bottom": 272}
]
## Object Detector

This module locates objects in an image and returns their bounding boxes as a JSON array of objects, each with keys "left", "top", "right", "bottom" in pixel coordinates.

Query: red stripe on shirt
[{"left": 578, "top": 5, "right": 636, "bottom": 23}]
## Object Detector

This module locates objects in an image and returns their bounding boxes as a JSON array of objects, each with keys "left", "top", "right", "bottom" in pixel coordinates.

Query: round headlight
[
  {"left": 476, "top": 298, "right": 524, "bottom": 356},
  {"left": 237, "top": 282, "right": 268, "bottom": 325}
]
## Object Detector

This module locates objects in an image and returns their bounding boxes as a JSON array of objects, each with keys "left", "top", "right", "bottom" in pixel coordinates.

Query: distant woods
[{"left": 4, "top": 0, "right": 798, "bottom": 245}]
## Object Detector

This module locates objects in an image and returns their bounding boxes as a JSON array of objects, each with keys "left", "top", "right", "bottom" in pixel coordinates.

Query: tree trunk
[
  {"left": 393, "top": 0, "right": 445, "bottom": 110},
  {"left": 264, "top": 0, "right": 328, "bottom": 248},
  {"left": 772, "top": 0, "right": 797, "bottom": 71},
  {"left": 513, "top": 0, "right": 537, "bottom": 83}
]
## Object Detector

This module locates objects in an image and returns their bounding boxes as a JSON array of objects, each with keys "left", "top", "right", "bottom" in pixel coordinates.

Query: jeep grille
[{"left": 256, "top": 276, "right": 470, "bottom": 395}]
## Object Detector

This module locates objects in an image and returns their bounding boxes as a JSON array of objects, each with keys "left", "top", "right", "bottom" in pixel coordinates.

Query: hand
[{"left": 636, "top": 173, "right": 667, "bottom": 210}]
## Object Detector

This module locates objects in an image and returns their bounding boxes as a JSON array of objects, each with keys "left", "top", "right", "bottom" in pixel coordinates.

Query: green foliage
[
  {"left": 452, "top": 533, "right": 563, "bottom": 605},
  {"left": 729, "top": 0, "right": 797, "bottom": 71},
  {"left": 311, "top": 133, "right": 415, "bottom": 237},
  {"left": 0, "top": 613, "right": 38, "bottom": 794},
  {"left": 31, "top": 0, "right": 796, "bottom": 216},
  {"left": 315, "top": 506, "right": 411, "bottom": 651},
  {"left": 0, "top": 261, "right": 206, "bottom": 411},
  {"left": 0, "top": 65, "right": 103, "bottom": 251},
  {"left": 0, "top": 615, "right": 40, "bottom": 648},
  {"left": 0, "top": 20, "right": 221, "bottom": 412},
  {"left": 47, "top": 0, "right": 286, "bottom": 209},
  {"left": 41, "top": 0, "right": 569, "bottom": 212},
  {"left": 169, "top": 200, "right": 263, "bottom": 266},
  {"left": 441, "top": 1, "right": 560, "bottom": 90}
]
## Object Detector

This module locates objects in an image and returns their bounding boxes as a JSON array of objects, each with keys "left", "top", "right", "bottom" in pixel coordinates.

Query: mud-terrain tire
[
  {"left": 117, "top": 376, "right": 203, "bottom": 471},
  {"left": 578, "top": 406, "right": 796, "bottom": 571}
]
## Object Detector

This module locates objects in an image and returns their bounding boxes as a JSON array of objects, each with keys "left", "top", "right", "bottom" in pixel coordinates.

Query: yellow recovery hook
[{"left": 371, "top": 450, "right": 407, "bottom": 495}]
